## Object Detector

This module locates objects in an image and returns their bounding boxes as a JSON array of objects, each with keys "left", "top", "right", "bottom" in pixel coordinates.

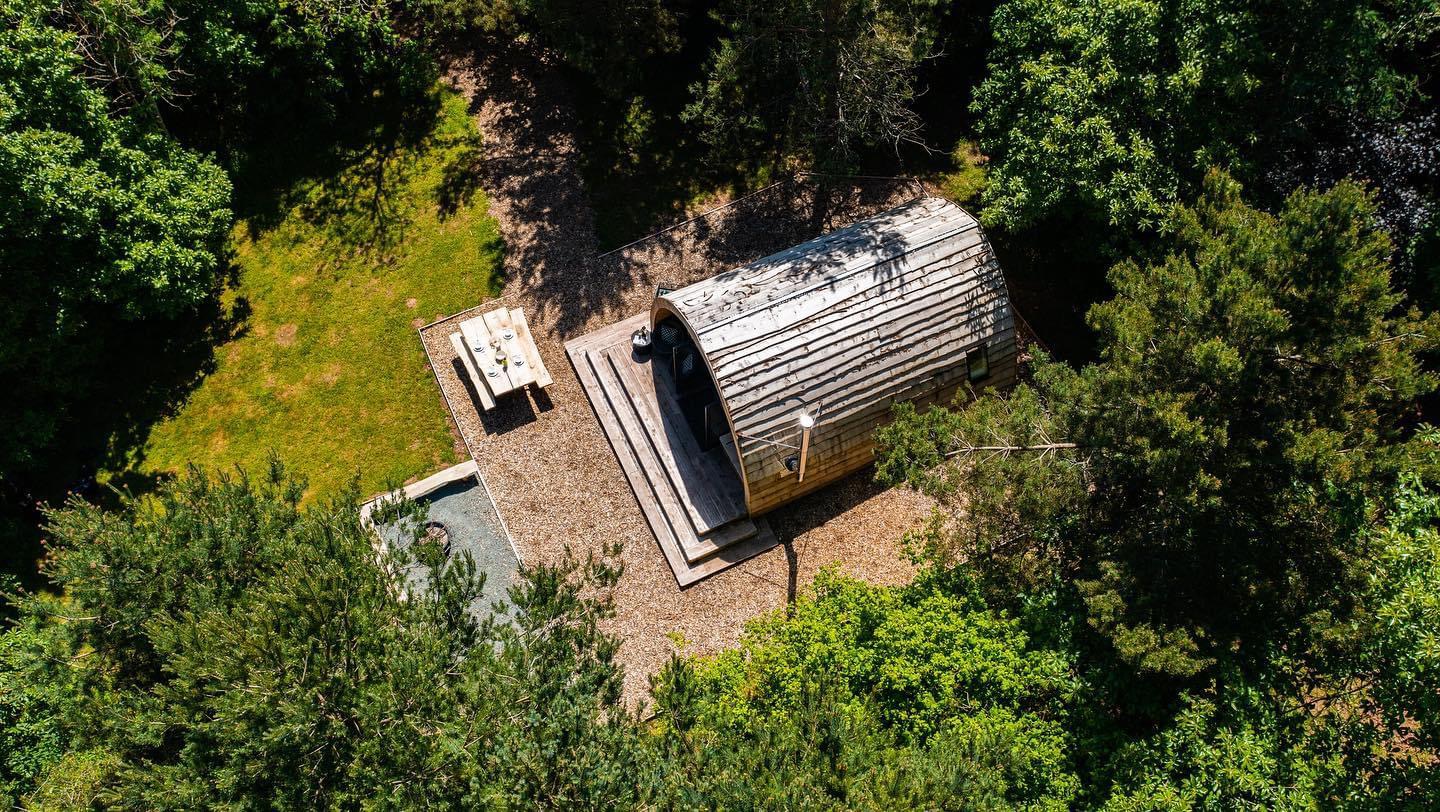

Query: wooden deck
[{"left": 566, "top": 314, "right": 778, "bottom": 586}]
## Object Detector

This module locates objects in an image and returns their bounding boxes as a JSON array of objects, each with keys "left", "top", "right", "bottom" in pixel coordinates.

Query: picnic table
[{"left": 449, "top": 306, "right": 553, "bottom": 410}]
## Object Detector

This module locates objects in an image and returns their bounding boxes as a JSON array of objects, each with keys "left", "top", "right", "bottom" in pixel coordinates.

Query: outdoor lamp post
[{"left": 796, "top": 411, "right": 815, "bottom": 482}]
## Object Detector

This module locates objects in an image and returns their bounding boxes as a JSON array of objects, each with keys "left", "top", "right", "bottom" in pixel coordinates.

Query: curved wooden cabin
[{"left": 651, "top": 196, "right": 1016, "bottom": 516}]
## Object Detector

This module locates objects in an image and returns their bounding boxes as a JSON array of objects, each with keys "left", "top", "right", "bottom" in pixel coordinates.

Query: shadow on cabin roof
[{"left": 652, "top": 195, "right": 1016, "bottom": 516}]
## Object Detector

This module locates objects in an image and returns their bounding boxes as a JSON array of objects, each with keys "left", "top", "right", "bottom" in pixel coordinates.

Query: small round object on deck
[{"left": 631, "top": 326, "right": 653, "bottom": 355}]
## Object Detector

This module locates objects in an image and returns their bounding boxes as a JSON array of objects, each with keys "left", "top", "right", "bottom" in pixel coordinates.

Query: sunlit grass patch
[{"left": 112, "top": 89, "right": 502, "bottom": 500}]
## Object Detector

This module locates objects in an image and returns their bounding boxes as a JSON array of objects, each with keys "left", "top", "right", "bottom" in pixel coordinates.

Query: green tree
[
  {"left": 973, "top": 0, "right": 1426, "bottom": 232},
  {"left": 1096, "top": 532, "right": 1440, "bottom": 812},
  {"left": 878, "top": 170, "right": 1439, "bottom": 679},
  {"left": 0, "top": 627, "right": 71, "bottom": 807},
  {"left": 1330, "top": 450, "right": 1440, "bottom": 803},
  {"left": 41, "top": 0, "right": 431, "bottom": 157},
  {"left": 685, "top": 0, "right": 945, "bottom": 170},
  {"left": 0, "top": 0, "right": 444, "bottom": 588},
  {"left": 3, "top": 462, "right": 651, "bottom": 808},
  {"left": 1367, "top": 471, "right": 1440, "bottom": 747},
  {"left": 651, "top": 568, "right": 1081, "bottom": 810},
  {"left": 414, "top": 0, "right": 677, "bottom": 94},
  {"left": 0, "top": 0, "right": 232, "bottom": 476},
  {"left": 1099, "top": 681, "right": 1358, "bottom": 810},
  {"left": 9, "top": 452, "right": 1435, "bottom": 807},
  {"left": 176, "top": 0, "right": 435, "bottom": 160}
]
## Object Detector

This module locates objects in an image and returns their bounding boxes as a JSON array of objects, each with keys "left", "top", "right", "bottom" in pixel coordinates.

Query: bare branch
[{"left": 946, "top": 442, "right": 1080, "bottom": 458}]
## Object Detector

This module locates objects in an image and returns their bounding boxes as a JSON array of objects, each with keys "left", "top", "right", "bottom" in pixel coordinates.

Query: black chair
[
  {"left": 672, "top": 344, "right": 699, "bottom": 383},
  {"left": 654, "top": 320, "right": 688, "bottom": 353}
]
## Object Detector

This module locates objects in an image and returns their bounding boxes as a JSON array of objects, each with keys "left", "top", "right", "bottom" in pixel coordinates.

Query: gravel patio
[{"left": 424, "top": 45, "right": 935, "bottom": 704}]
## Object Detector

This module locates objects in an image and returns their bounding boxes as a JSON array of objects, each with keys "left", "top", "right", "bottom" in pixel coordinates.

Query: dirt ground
[{"left": 430, "top": 45, "right": 934, "bottom": 706}]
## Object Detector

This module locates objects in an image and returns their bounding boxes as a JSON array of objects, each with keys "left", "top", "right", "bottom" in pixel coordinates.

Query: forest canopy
[
  {"left": 2, "top": 0, "right": 1439, "bottom": 806},
  {"left": 972, "top": 0, "right": 1430, "bottom": 232}
]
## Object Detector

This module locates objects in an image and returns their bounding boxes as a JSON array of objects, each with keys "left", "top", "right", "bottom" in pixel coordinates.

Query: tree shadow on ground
[
  {"left": 436, "top": 140, "right": 488, "bottom": 220},
  {"left": 297, "top": 140, "right": 425, "bottom": 264},
  {"left": 563, "top": 4, "right": 728, "bottom": 252},
  {"left": 2, "top": 81, "right": 451, "bottom": 593},
  {"left": 290, "top": 84, "right": 480, "bottom": 269},
  {"left": 763, "top": 466, "right": 896, "bottom": 606},
  {"left": 1, "top": 285, "right": 248, "bottom": 594},
  {"left": 440, "top": 36, "right": 929, "bottom": 340},
  {"left": 441, "top": 40, "right": 608, "bottom": 335},
  {"left": 230, "top": 78, "right": 443, "bottom": 244}
]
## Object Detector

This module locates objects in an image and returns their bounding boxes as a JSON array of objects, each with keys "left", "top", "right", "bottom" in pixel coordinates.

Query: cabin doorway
[{"left": 651, "top": 315, "right": 727, "bottom": 453}]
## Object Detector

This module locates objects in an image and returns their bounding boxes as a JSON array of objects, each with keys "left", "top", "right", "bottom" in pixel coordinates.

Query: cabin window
[{"left": 966, "top": 345, "right": 990, "bottom": 382}]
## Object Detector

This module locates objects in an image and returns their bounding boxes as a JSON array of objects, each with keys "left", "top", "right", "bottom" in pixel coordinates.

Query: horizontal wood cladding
[
  {"left": 744, "top": 349, "right": 1018, "bottom": 515},
  {"left": 653, "top": 197, "right": 1017, "bottom": 516}
]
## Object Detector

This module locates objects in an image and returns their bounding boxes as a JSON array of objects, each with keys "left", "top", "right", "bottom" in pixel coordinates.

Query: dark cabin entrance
[{"left": 651, "top": 315, "right": 728, "bottom": 453}]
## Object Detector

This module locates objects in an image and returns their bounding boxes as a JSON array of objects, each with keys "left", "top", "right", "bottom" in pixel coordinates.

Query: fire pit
[{"left": 422, "top": 520, "right": 452, "bottom": 556}]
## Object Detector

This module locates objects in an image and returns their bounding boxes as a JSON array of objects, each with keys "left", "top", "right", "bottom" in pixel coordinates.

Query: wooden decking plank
[
  {"left": 602, "top": 347, "right": 747, "bottom": 532},
  {"left": 569, "top": 344, "right": 694, "bottom": 577},
  {"left": 587, "top": 350, "right": 694, "bottom": 533},
  {"left": 565, "top": 330, "right": 776, "bottom": 584},
  {"left": 593, "top": 351, "right": 755, "bottom": 557},
  {"left": 611, "top": 346, "right": 749, "bottom": 517},
  {"left": 565, "top": 313, "right": 645, "bottom": 355},
  {"left": 696, "top": 516, "right": 761, "bottom": 550},
  {"left": 561, "top": 332, "right": 777, "bottom": 581},
  {"left": 682, "top": 518, "right": 779, "bottom": 584}
]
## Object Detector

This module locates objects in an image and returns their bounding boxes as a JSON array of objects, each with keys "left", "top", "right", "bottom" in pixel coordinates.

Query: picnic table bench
[{"left": 449, "top": 306, "right": 553, "bottom": 410}]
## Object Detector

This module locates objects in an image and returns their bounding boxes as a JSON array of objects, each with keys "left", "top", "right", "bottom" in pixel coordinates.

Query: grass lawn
[{"left": 111, "top": 89, "right": 503, "bottom": 500}]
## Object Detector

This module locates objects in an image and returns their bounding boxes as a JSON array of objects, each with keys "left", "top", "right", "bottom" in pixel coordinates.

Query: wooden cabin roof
[{"left": 652, "top": 196, "right": 1014, "bottom": 513}]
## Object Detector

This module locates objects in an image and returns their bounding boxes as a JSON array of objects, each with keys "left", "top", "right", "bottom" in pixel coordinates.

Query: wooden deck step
[
  {"left": 594, "top": 350, "right": 722, "bottom": 536},
  {"left": 587, "top": 350, "right": 757, "bottom": 562},
  {"left": 601, "top": 346, "right": 749, "bottom": 527},
  {"left": 570, "top": 345, "right": 690, "bottom": 574},
  {"left": 565, "top": 313, "right": 780, "bottom": 587},
  {"left": 600, "top": 350, "right": 749, "bottom": 529}
]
